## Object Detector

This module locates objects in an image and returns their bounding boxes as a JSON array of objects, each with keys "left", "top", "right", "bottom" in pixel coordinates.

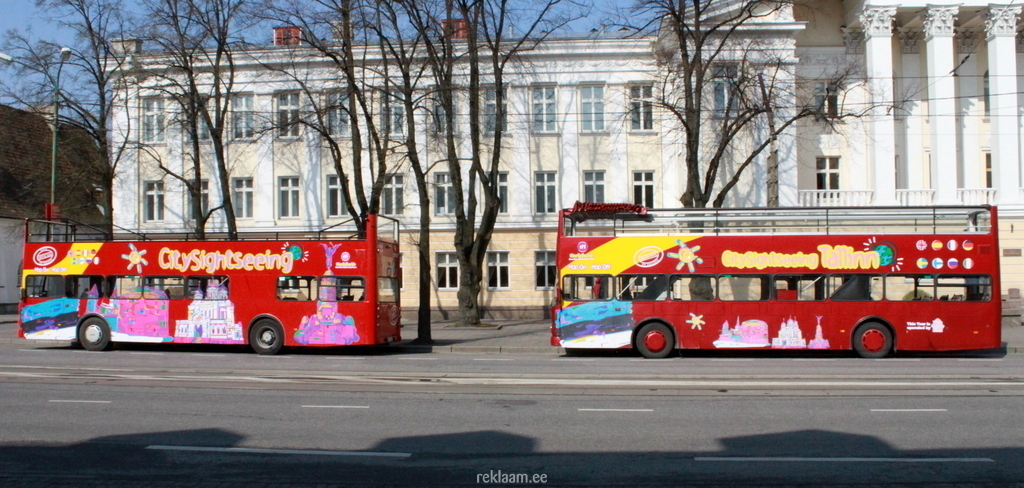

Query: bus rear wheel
[
  {"left": 635, "top": 323, "right": 674, "bottom": 359},
  {"left": 853, "top": 322, "right": 893, "bottom": 359},
  {"left": 78, "top": 318, "right": 112, "bottom": 352},
  {"left": 249, "top": 320, "right": 285, "bottom": 355}
]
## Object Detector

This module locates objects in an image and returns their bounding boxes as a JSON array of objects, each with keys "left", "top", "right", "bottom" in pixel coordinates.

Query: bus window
[
  {"left": 562, "top": 275, "right": 611, "bottom": 301},
  {"left": 719, "top": 275, "right": 768, "bottom": 301},
  {"left": 616, "top": 275, "right": 668, "bottom": 301},
  {"left": 187, "top": 276, "right": 229, "bottom": 300},
  {"left": 670, "top": 275, "right": 716, "bottom": 301},
  {"left": 319, "top": 276, "right": 366, "bottom": 301},
  {"left": 110, "top": 276, "right": 144, "bottom": 299},
  {"left": 936, "top": 275, "right": 991, "bottom": 302},
  {"left": 277, "top": 276, "right": 316, "bottom": 301},
  {"left": 884, "top": 275, "right": 933, "bottom": 301},
  {"left": 143, "top": 276, "right": 185, "bottom": 300},
  {"left": 774, "top": 274, "right": 826, "bottom": 301},
  {"left": 24, "top": 275, "right": 64, "bottom": 298},
  {"left": 828, "top": 274, "right": 883, "bottom": 301},
  {"left": 68, "top": 275, "right": 106, "bottom": 298},
  {"left": 378, "top": 277, "right": 399, "bottom": 303}
]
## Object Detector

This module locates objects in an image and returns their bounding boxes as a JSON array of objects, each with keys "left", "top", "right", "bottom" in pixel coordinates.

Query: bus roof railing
[
  {"left": 562, "top": 204, "right": 993, "bottom": 236},
  {"left": 24, "top": 218, "right": 374, "bottom": 243}
]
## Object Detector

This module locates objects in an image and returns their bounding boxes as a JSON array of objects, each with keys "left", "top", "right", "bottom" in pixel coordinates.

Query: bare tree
[
  {"left": 136, "top": 0, "right": 247, "bottom": 238},
  {"left": 629, "top": 0, "right": 866, "bottom": 209},
  {"left": 2, "top": 0, "right": 136, "bottom": 230}
]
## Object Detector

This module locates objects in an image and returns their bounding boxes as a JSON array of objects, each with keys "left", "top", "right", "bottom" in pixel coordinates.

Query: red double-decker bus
[
  {"left": 18, "top": 215, "right": 400, "bottom": 355},
  {"left": 551, "top": 203, "right": 1001, "bottom": 358}
]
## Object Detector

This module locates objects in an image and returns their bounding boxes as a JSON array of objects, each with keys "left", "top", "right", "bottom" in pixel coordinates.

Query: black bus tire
[
  {"left": 852, "top": 322, "right": 893, "bottom": 359},
  {"left": 249, "top": 320, "right": 285, "bottom": 355},
  {"left": 635, "top": 322, "right": 674, "bottom": 359},
  {"left": 78, "top": 317, "right": 112, "bottom": 351}
]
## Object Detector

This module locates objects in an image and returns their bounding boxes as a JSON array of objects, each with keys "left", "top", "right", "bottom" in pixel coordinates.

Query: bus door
[
  {"left": 668, "top": 274, "right": 723, "bottom": 349},
  {"left": 772, "top": 274, "right": 833, "bottom": 349}
]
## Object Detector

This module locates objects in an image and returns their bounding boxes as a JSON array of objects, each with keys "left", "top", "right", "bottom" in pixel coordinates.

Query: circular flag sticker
[
  {"left": 917, "top": 258, "right": 929, "bottom": 269},
  {"left": 932, "top": 240, "right": 943, "bottom": 251},
  {"left": 963, "top": 258, "right": 974, "bottom": 269},
  {"left": 947, "top": 240, "right": 957, "bottom": 251},
  {"left": 963, "top": 240, "right": 974, "bottom": 251},
  {"left": 916, "top": 240, "right": 927, "bottom": 251},
  {"left": 947, "top": 258, "right": 959, "bottom": 269},
  {"left": 932, "top": 258, "right": 944, "bottom": 269}
]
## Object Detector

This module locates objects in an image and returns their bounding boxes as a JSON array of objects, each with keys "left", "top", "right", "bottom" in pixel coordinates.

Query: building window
[
  {"left": 713, "top": 65, "right": 739, "bottom": 117},
  {"left": 383, "top": 92, "right": 404, "bottom": 135},
  {"left": 487, "top": 252, "right": 510, "bottom": 290},
  {"left": 278, "top": 92, "right": 300, "bottom": 137},
  {"left": 630, "top": 85, "right": 653, "bottom": 131},
  {"left": 484, "top": 86, "right": 507, "bottom": 133},
  {"left": 279, "top": 176, "right": 300, "bottom": 218},
  {"left": 813, "top": 82, "right": 839, "bottom": 118},
  {"left": 535, "top": 251, "right": 556, "bottom": 289},
  {"left": 436, "top": 252, "right": 459, "bottom": 290},
  {"left": 583, "top": 170, "right": 605, "bottom": 203},
  {"left": 383, "top": 173, "right": 404, "bottom": 215},
  {"left": 232, "top": 94, "right": 255, "bottom": 139},
  {"left": 985, "top": 153, "right": 993, "bottom": 188},
  {"left": 326, "top": 91, "right": 349, "bottom": 136},
  {"left": 190, "top": 179, "right": 209, "bottom": 220},
  {"left": 816, "top": 157, "right": 840, "bottom": 190},
  {"left": 142, "top": 98, "right": 165, "bottom": 143},
  {"left": 233, "top": 177, "right": 254, "bottom": 218},
  {"left": 434, "top": 172, "right": 454, "bottom": 215},
  {"left": 580, "top": 85, "right": 605, "bottom": 132},
  {"left": 497, "top": 172, "right": 508, "bottom": 214},
  {"left": 327, "top": 174, "right": 345, "bottom": 217},
  {"left": 532, "top": 86, "right": 556, "bottom": 132},
  {"left": 535, "top": 171, "right": 557, "bottom": 214},
  {"left": 633, "top": 171, "right": 654, "bottom": 207},
  {"left": 432, "top": 102, "right": 448, "bottom": 135},
  {"left": 143, "top": 181, "right": 165, "bottom": 222}
]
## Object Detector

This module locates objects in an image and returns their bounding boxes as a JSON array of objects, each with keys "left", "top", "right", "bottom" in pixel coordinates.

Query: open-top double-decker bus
[
  {"left": 18, "top": 215, "right": 400, "bottom": 354},
  {"left": 552, "top": 203, "right": 1001, "bottom": 358}
]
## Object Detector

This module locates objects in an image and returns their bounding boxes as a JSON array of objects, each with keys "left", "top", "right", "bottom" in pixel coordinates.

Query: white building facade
[{"left": 110, "top": 1, "right": 1024, "bottom": 319}]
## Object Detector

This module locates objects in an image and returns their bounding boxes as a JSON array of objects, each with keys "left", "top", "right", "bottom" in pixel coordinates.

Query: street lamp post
[{"left": 0, "top": 46, "right": 73, "bottom": 218}]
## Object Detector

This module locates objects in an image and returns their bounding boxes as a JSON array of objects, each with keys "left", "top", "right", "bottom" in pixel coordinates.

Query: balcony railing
[
  {"left": 799, "top": 189, "right": 998, "bottom": 207},
  {"left": 797, "top": 190, "right": 872, "bottom": 207},
  {"left": 958, "top": 188, "right": 997, "bottom": 205}
]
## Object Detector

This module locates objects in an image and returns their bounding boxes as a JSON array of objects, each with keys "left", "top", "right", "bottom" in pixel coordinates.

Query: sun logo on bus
[
  {"left": 282, "top": 242, "right": 310, "bottom": 262},
  {"left": 667, "top": 240, "right": 703, "bottom": 272},
  {"left": 121, "top": 243, "right": 148, "bottom": 273},
  {"left": 863, "top": 237, "right": 903, "bottom": 271}
]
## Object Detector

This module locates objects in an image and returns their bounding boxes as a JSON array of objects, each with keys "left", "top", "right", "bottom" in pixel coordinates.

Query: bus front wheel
[
  {"left": 78, "top": 318, "right": 112, "bottom": 352},
  {"left": 853, "top": 322, "right": 893, "bottom": 359},
  {"left": 635, "top": 323, "right": 674, "bottom": 359},
  {"left": 249, "top": 320, "right": 285, "bottom": 355}
]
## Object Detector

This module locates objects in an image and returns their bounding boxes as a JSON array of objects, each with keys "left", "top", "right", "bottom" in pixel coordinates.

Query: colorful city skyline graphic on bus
[{"left": 293, "top": 243, "right": 361, "bottom": 346}]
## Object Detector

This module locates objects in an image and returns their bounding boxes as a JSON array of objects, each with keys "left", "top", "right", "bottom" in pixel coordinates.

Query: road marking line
[
  {"left": 301, "top": 405, "right": 370, "bottom": 409},
  {"left": 192, "top": 354, "right": 226, "bottom": 357},
  {"left": 399, "top": 357, "right": 438, "bottom": 360},
  {"left": 473, "top": 358, "right": 515, "bottom": 361},
  {"left": 128, "top": 352, "right": 164, "bottom": 355},
  {"left": 146, "top": 445, "right": 411, "bottom": 458},
  {"left": 793, "top": 359, "right": 837, "bottom": 361},
  {"left": 695, "top": 456, "right": 992, "bottom": 463},
  {"left": 49, "top": 400, "right": 111, "bottom": 404},
  {"left": 874, "top": 358, "right": 921, "bottom": 361},
  {"left": 578, "top": 408, "right": 653, "bottom": 412},
  {"left": 870, "top": 409, "right": 948, "bottom": 412},
  {"left": 325, "top": 356, "right": 366, "bottom": 360},
  {"left": 709, "top": 359, "right": 755, "bottom": 361},
  {"left": 552, "top": 358, "right": 595, "bottom": 361}
]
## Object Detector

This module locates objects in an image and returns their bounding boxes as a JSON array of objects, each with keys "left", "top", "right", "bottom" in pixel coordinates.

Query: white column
[
  {"left": 986, "top": 5, "right": 1022, "bottom": 205},
  {"left": 254, "top": 96, "right": 276, "bottom": 228},
  {"left": 924, "top": 4, "right": 960, "bottom": 205},
  {"left": 862, "top": 6, "right": 899, "bottom": 205},
  {"left": 559, "top": 85, "right": 579, "bottom": 208}
]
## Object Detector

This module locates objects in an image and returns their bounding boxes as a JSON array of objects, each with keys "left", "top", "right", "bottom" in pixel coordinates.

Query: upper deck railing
[
  {"left": 24, "top": 215, "right": 400, "bottom": 244},
  {"left": 562, "top": 204, "right": 993, "bottom": 237}
]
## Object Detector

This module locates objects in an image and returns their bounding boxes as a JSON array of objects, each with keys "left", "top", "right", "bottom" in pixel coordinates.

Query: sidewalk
[{"left": 2, "top": 313, "right": 1023, "bottom": 355}]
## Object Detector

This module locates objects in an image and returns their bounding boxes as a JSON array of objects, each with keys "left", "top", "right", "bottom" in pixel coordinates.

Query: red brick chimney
[{"left": 273, "top": 26, "right": 302, "bottom": 46}]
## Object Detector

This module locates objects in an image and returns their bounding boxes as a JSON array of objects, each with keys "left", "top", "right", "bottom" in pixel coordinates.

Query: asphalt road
[{"left": 2, "top": 344, "right": 1024, "bottom": 487}]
